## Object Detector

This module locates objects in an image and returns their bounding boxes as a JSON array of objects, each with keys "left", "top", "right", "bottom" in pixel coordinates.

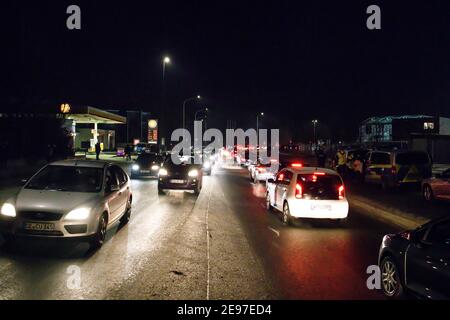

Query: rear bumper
[{"left": 288, "top": 199, "right": 349, "bottom": 219}]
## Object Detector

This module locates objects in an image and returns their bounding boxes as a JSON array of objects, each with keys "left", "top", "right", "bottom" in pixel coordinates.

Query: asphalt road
[{"left": 0, "top": 163, "right": 398, "bottom": 300}]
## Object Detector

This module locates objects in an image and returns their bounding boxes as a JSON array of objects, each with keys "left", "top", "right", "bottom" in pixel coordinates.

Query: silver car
[
  {"left": 422, "top": 169, "right": 450, "bottom": 202},
  {"left": 0, "top": 160, "right": 132, "bottom": 249}
]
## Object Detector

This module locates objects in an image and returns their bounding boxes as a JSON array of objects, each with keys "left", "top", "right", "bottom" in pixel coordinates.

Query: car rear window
[
  {"left": 297, "top": 174, "right": 343, "bottom": 200},
  {"left": 396, "top": 152, "right": 430, "bottom": 165}
]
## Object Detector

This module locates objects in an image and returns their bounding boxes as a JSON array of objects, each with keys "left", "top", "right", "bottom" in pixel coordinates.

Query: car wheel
[
  {"left": 381, "top": 256, "right": 404, "bottom": 298},
  {"left": 158, "top": 185, "right": 165, "bottom": 195},
  {"left": 194, "top": 184, "right": 201, "bottom": 196},
  {"left": 423, "top": 185, "right": 434, "bottom": 201},
  {"left": 119, "top": 198, "right": 132, "bottom": 227},
  {"left": 282, "top": 201, "right": 292, "bottom": 226},
  {"left": 266, "top": 193, "right": 273, "bottom": 211},
  {"left": 90, "top": 213, "right": 108, "bottom": 250}
]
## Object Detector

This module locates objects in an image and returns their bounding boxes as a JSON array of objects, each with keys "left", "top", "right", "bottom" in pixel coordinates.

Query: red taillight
[
  {"left": 295, "top": 183, "right": 303, "bottom": 199},
  {"left": 313, "top": 172, "right": 326, "bottom": 175},
  {"left": 291, "top": 163, "right": 303, "bottom": 168},
  {"left": 338, "top": 185, "right": 345, "bottom": 200}
]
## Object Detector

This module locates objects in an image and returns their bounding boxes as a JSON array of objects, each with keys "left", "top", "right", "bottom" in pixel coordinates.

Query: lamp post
[
  {"left": 182, "top": 95, "right": 201, "bottom": 130},
  {"left": 256, "top": 112, "right": 264, "bottom": 146},
  {"left": 161, "top": 56, "right": 170, "bottom": 148},
  {"left": 312, "top": 119, "right": 318, "bottom": 145}
]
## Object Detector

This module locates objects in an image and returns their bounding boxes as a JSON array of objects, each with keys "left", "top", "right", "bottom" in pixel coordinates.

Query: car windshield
[
  {"left": 297, "top": 174, "right": 343, "bottom": 200},
  {"left": 25, "top": 165, "right": 103, "bottom": 193},
  {"left": 396, "top": 152, "right": 430, "bottom": 165}
]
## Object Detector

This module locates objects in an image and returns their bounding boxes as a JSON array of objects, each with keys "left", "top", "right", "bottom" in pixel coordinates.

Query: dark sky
[{"left": 3, "top": 0, "right": 450, "bottom": 141}]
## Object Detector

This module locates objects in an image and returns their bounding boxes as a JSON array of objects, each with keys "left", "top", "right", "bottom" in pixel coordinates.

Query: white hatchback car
[{"left": 266, "top": 167, "right": 349, "bottom": 225}]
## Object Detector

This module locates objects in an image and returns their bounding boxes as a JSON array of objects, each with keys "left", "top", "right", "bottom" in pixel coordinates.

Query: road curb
[{"left": 348, "top": 195, "right": 429, "bottom": 230}]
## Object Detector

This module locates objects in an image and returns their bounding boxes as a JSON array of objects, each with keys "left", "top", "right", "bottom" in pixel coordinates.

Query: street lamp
[
  {"left": 312, "top": 119, "right": 318, "bottom": 145},
  {"left": 182, "top": 95, "right": 201, "bottom": 130},
  {"left": 162, "top": 56, "right": 171, "bottom": 81},
  {"left": 256, "top": 112, "right": 264, "bottom": 146}
]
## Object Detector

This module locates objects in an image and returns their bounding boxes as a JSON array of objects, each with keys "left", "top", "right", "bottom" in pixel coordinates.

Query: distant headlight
[
  {"left": 65, "top": 207, "right": 91, "bottom": 220},
  {"left": 188, "top": 169, "right": 199, "bottom": 177},
  {"left": 1, "top": 203, "right": 16, "bottom": 217},
  {"left": 151, "top": 165, "right": 160, "bottom": 171},
  {"left": 159, "top": 168, "right": 168, "bottom": 176},
  {"left": 132, "top": 164, "right": 140, "bottom": 171},
  {"left": 203, "top": 161, "right": 211, "bottom": 169}
]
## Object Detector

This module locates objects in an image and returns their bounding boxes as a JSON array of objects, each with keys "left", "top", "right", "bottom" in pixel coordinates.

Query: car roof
[
  {"left": 287, "top": 167, "right": 340, "bottom": 176},
  {"left": 49, "top": 159, "right": 110, "bottom": 168}
]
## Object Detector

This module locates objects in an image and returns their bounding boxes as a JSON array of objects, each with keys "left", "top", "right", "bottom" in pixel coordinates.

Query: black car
[
  {"left": 378, "top": 217, "right": 450, "bottom": 299},
  {"left": 131, "top": 153, "right": 164, "bottom": 178},
  {"left": 158, "top": 156, "right": 203, "bottom": 195}
]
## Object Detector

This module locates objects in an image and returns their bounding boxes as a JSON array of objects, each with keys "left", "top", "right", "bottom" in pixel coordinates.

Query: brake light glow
[
  {"left": 338, "top": 185, "right": 345, "bottom": 200},
  {"left": 313, "top": 172, "right": 326, "bottom": 175},
  {"left": 295, "top": 183, "right": 303, "bottom": 199},
  {"left": 291, "top": 163, "right": 303, "bottom": 168},
  {"left": 391, "top": 166, "right": 397, "bottom": 175}
]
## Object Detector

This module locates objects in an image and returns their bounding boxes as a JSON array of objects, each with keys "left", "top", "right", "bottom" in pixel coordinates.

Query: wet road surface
[{"left": 0, "top": 164, "right": 397, "bottom": 299}]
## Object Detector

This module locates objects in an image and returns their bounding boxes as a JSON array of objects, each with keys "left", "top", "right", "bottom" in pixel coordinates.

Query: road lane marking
[
  {"left": 206, "top": 184, "right": 212, "bottom": 300},
  {"left": 268, "top": 227, "right": 280, "bottom": 237}
]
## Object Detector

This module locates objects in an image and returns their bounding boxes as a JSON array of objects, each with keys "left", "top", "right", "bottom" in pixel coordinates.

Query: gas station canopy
[{"left": 62, "top": 106, "right": 126, "bottom": 124}]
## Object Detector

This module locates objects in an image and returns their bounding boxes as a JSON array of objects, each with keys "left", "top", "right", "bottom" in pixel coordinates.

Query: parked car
[
  {"left": 266, "top": 167, "right": 348, "bottom": 225},
  {"left": 131, "top": 153, "right": 164, "bottom": 178},
  {"left": 378, "top": 217, "right": 450, "bottom": 299},
  {"left": 364, "top": 150, "right": 432, "bottom": 189},
  {"left": 158, "top": 156, "right": 203, "bottom": 195},
  {"left": 422, "top": 169, "right": 450, "bottom": 201},
  {"left": 0, "top": 160, "right": 132, "bottom": 249}
]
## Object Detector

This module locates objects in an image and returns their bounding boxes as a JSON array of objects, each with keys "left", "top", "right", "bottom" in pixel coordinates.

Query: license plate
[
  {"left": 140, "top": 170, "right": 150, "bottom": 173},
  {"left": 24, "top": 222, "right": 55, "bottom": 231},
  {"left": 311, "top": 204, "right": 332, "bottom": 211},
  {"left": 170, "top": 179, "right": 185, "bottom": 184}
]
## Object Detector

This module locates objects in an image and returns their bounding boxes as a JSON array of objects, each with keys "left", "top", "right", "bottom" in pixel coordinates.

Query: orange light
[{"left": 291, "top": 163, "right": 303, "bottom": 167}]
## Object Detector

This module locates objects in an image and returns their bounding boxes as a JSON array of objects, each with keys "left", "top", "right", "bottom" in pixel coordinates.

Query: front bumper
[
  {"left": 0, "top": 215, "right": 98, "bottom": 239},
  {"left": 131, "top": 169, "right": 159, "bottom": 177},
  {"left": 158, "top": 177, "right": 200, "bottom": 191}
]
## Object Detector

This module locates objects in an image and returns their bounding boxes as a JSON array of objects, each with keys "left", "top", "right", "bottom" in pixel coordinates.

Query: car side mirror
[{"left": 110, "top": 184, "right": 120, "bottom": 192}]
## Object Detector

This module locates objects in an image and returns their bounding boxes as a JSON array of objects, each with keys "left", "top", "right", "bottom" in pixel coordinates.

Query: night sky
[{"left": 3, "top": 0, "right": 450, "bottom": 142}]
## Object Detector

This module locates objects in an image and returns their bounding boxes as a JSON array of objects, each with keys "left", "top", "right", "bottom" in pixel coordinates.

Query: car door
[
  {"left": 406, "top": 219, "right": 450, "bottom": 299},
  {"left": 111, "top": 165, "right": 129, "bottom": 220},
  {"left": 104, "top": 166, "right": 122, "bottom": 222},
  {"left": 273, "top": 170, "right": 286, "bottom": 208},
  {"left": 275, "top": 170, "right": 292, "bottom": 208}
]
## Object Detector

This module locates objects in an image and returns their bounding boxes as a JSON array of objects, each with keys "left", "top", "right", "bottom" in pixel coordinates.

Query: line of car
[{"left": 0, "top": 153, "right": 217, "bottom": 252}]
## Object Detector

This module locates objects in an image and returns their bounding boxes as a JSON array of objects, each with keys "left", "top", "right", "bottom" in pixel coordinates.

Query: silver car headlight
[
  {"left": 188, "top": 169, "right": 199, "bottom": 177},
  {"left": 132, "top": 164, "right": 140, "bottom": 171},
  {"left": 65, "top": 207, "right": 91, "bottom": 220},
  {"left": 159, "top": 168, "right": 168, "bottom": 176},
  {"left": 1, "top": 203, "right": 16, "bottom": 217}
]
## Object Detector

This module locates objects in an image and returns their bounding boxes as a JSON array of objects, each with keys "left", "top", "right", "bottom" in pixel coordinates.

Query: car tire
[
  {"left": 158, "top": 186, "right": 165, "bottom": 195},
  {"left": 282, "top": 201, "right": 292, "bottom": 226},
  {"left": 90, "top": 213, "right": 108, "bottom": 250},
  {"left": 380, "top": 256, "right": 405, "bottom": 299},
  {"left": 119, "top": 198, "right": 132, "bottom": 227},
  {"left": 266, "top": 193, "right": 273, "bottom": 211},
  {"left": 194, "top": 184, "right": 201, "bottom": 196},
  {"left": 423, "top": 184, "right": 434, "bottom": 202}
]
